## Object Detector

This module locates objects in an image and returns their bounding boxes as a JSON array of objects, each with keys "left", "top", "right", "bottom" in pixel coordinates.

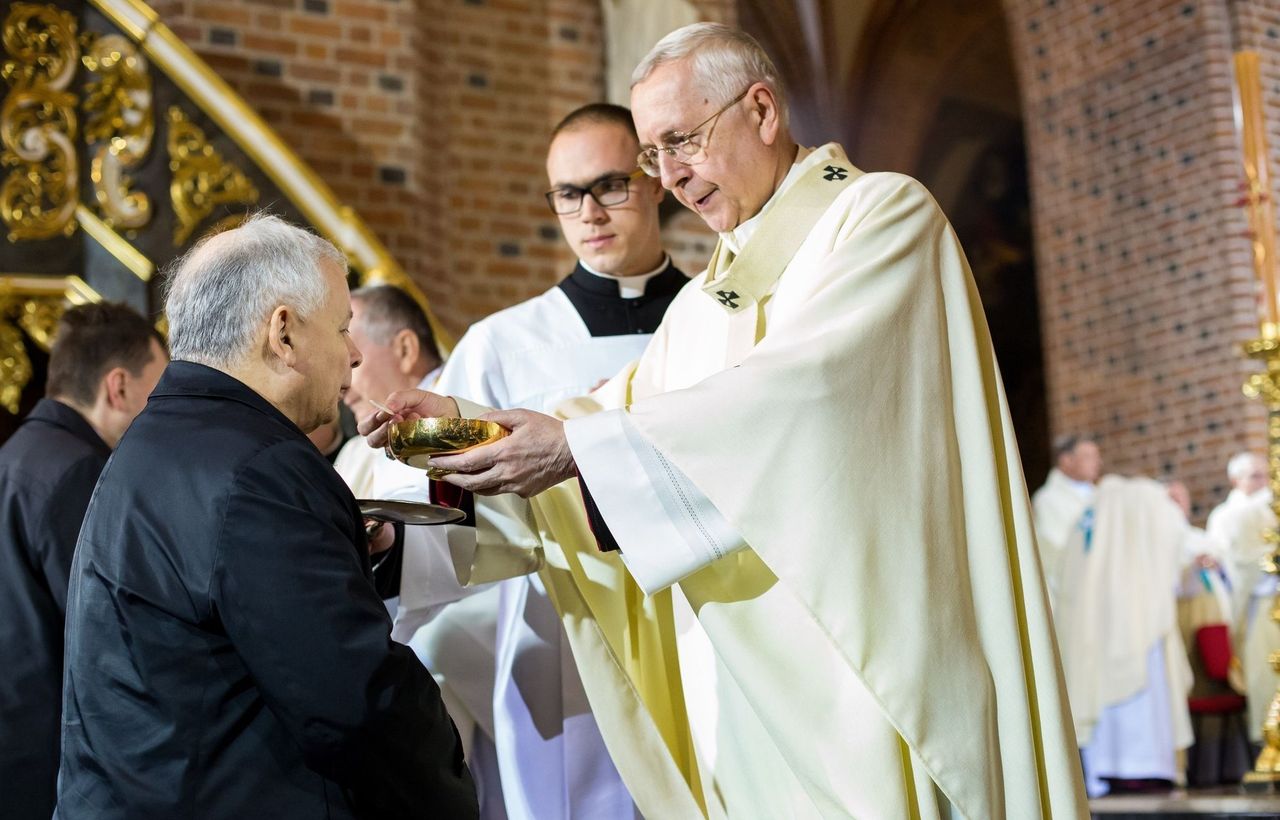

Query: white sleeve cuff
[
  {"left": 453, "top": 395, "right": 493, "bottom": 420},
  {"left": 565, "top": 408, "right": 745, "bottom": 594}
]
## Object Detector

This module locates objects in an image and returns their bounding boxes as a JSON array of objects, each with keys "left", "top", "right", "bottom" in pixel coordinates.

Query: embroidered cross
[
  {"left": 715, "top": 290, "right": 740, "bottom": 308},
  {"left": 823, "top": 165, "right": 848, "bottom": 181}
]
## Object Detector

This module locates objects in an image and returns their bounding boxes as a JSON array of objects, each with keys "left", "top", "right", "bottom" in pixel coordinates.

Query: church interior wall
[
  {"left": 154, "top": 0, "right": 1280, "bottom": 518},
  {"left": 1004, "top": 0, "right": 1268, "bottom": 518},
  {"left": 156, "top": 0, "right": 729, "bottom": 339}
]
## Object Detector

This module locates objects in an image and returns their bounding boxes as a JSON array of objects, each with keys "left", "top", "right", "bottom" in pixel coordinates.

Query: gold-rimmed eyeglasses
[
  {"left": 544, "top": 168, "right": 647, "bottom": 216},
  {"left": 636, "top": 87, "right": 751, "bottom": 177}
]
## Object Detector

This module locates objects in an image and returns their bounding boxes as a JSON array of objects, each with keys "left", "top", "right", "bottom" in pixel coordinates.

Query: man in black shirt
[
  {"left": 0, "top": 301, "right": 166, "bottom": 820},
  {"left": 55, "top": 215, "right": 476, "bottom": 819}
]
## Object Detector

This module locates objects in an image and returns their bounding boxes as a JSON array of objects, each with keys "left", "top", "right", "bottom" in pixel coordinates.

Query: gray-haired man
[{"left": 55, "top": 215, "right": 476, "bottom": 819}]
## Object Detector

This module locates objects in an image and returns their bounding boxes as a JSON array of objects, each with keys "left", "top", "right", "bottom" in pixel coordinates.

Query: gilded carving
[
  {"left": 0, "top": 3, "right": 80, "bottom": 241},
  {"left": 0, "top": 321, "right": 31, "bottom": 415},
  {"left": 83, "top": 32, "right": 153, "bottom": 230},
  {"left": 167, "top": 106, "right": 258, "bottom": 245},
  {"left": 17, "top": 297, "right": 62, "bottom": 351},
  {"left": 0, "top": 275, "right": 100, "bottom": 415}
]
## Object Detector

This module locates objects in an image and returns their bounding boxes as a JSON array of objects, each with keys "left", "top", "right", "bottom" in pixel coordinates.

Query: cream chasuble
[{"left": 453, "top": 144, "right": 1087, "bottom": 819}]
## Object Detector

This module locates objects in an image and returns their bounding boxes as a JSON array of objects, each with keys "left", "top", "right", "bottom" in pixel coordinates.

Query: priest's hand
[
  {"left": 356, "top": 389, "right": 460, "bottom": 449},
  {"left": 429, "top": 409, "right": 575, "bottom": 498}
]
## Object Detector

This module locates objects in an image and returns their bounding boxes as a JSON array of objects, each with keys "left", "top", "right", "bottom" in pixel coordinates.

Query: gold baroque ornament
[
  {"left": 17, "top": 296, "right": 62, "bottom": 351},
  {"left": 0, "top": 274, "right": 99, "bottom": 415},
  {"left": 0, "top": 321, "right": 32, "bottom": 415},
  {"left": 166, "top": 106, "right": 258, "bottom": 245},
  {"left": 0, "top": 3, "right": 80, "bottom": 241},
  {"left": 82, "top": 32, "right": 153, "bottom": 230}
]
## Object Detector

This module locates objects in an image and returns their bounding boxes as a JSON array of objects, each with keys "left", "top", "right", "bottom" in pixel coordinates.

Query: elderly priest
[
  {"left": 55, "top": 215, "right": 476, "bottom": 819},
  {"left": 362, "top": 22, "right": 1086, "bottom": 820}
]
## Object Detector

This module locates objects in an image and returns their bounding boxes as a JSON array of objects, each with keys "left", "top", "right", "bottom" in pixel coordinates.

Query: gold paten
[
  {"left": 1, "top": 3, "right": 80, "bottom": 242},
  {"left": 82, "top": 32, "right": 153, "bottom": 230},
  {"left": 166, "top": 105, "right": 258, "bottom": 245},
  {"left": 386, "top": 418, "right": 508, "bottom": 472}
]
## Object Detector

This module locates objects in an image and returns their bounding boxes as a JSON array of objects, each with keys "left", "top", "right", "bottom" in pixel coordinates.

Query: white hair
[
  {"left": 164, "top": 213, "right": 346, "bottom": 368},
  {"left": 1227, "top": 451, "right": 1265, "bottom": 481},
  {"left": 631, "top": 22, "right": 789, "bottom": 126}
]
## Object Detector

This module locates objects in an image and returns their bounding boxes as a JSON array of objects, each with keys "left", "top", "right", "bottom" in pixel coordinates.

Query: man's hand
[
  {"left": 356, "top": 389, "right": 460, "bottom": 449},
  {"left": 429, "top": 409, "right": 575, "bottom": 498}
]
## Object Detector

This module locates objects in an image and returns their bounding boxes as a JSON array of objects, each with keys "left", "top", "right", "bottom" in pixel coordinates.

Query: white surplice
[
  {"left": 333, "top": 368, "right": 508, "bottom": 818},
  {"left": 433, "top": 261, "right": 681, "bottom": 820}
]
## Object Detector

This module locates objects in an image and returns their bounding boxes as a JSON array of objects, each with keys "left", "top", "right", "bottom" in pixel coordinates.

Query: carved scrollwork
[
  {"left": 0, "top": 275, "right": 100, "bottom": 415},
  {"left": 0, "top": 321, "right": 32, "bottom": 415},
  {"left": 167, "top": 106, "right": 258, "bottom": 245},
  {"left": 17, "top": 297, "right": 62, "bottom": 351},
  {"left": 82, "top": 32, "right": 153, "bottom": 230},
  {"left": 0, "top": 3, "right": 79, "bottom": 241}
]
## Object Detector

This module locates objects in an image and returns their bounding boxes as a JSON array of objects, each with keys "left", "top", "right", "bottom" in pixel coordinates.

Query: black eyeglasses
[
  {"left": 636, "top": 87, "right": 750, "bottom": 177},
  {"left": 545, "top": 168, "right": 647, "bottom": 215}
]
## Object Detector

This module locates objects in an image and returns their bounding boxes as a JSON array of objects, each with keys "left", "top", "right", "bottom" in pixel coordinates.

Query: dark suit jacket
[
  {"left": 56, "top": 362, "right": 477, "bottom": 819},
  {"left": 0, "top": 399, "right": 110, "bottom": 820}
]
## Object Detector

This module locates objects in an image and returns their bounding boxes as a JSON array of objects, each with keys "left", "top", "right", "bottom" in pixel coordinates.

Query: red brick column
[
  {"left": 160, "top": 0, "right": 731, "bottom": 337},
  {"left": 1004, "top": 0, "right": 1265, "bottom": 513}
]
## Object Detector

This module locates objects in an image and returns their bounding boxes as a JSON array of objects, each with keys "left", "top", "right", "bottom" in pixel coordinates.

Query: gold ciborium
[{"left": 386, "top": 417, "right": 507, "bottom": 475}]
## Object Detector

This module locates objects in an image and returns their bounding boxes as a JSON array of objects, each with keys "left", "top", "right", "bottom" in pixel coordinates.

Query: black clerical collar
[
  {"left": 575, "top": 256, "right": 671, "bottom": 297},
  {"left": 558, "top": 259, "right": 688, "bottom": 337}
]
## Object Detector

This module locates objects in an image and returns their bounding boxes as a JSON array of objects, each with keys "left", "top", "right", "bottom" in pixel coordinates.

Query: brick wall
[
  {"left": 149, "top": 0, "right": 1280, "bottom": 511},
  {"left": 156, "top": 0, "right": 729, "bottom": 338},
  {"left": 1003, "top": 0, "right": 1269, "bottom": 516}
]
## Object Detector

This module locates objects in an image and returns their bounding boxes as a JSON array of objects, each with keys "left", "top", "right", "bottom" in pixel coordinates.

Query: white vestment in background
[
  {"left": 1207, "top": 487, "right": 1279, "bottom": 742},
  {"left": 1032, "top": 468, "right": 1094, "bottom": 605},
  {"left": 1053, "top": 475, "right": 1194, "bottom": 796}
]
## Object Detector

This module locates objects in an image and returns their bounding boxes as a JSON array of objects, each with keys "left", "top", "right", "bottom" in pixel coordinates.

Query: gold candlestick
[
  {"left": 1236, "top": 49, "right": 1280, "bottom": 791},
  {"left": 1240, "top": 343, "right": 1280, "bottom": 791},
  {"left": 1237, "top": 51, "right": 1280, "bottom": 335}
]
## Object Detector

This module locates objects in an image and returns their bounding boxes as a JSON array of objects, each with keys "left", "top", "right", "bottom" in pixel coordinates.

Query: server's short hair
[
  {"left": 550, "top": 103, "right": 638, "bottom": 143},
  {"left": 46, "top": 302, "right": 164, "bottom": 406},
  {"left": 350, "top": 284, "right": 440, "bottom": 364}
]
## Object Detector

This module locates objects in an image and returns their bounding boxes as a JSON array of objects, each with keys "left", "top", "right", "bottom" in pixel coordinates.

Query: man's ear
[
  {"left": 393, "top": 328, "right": 421, "bottom": 374},
  {"left": 749, "top": 82, "right": 782, "bottom": 146},
  {"left": 100, "top": 367, "right": 129, "bottom": 411},
  {"left": 267, "top": 305, "right": 296, "bottom": 367}
]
